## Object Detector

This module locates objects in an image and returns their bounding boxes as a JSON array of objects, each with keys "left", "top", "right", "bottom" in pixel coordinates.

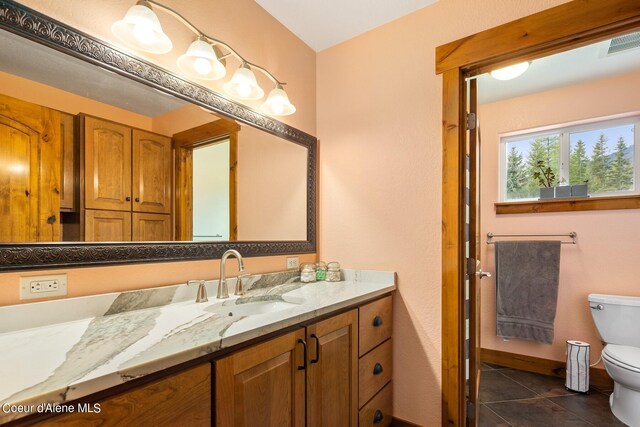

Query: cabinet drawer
[
  {"left": 359, "top": 339, "right": 392, "bottom": 408},
  {"left": 359, "top": 382, "right": 392, "bottom": 427},
  {"left": 359, "top": 295, "right": 392, "bottom": 356}
]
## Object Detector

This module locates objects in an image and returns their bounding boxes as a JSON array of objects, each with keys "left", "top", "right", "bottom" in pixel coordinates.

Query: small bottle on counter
[
  {"left": 316, "top": 261, "right": 327, "bottom": 281},
  {"left": 300, "top": 263, "right": 317, "bottom": 283},
  {"left": 326, "top": 262, "right": 341, "bottom": 282}
]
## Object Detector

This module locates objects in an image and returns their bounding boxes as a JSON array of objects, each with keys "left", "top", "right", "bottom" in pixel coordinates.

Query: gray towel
[{"left": 495, "top": 240, "right": 561, "bottom": 344}]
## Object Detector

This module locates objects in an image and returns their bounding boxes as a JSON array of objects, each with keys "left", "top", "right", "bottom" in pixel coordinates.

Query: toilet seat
[{"left": 603, "top": 344, "right": 640, "bottom": 373}]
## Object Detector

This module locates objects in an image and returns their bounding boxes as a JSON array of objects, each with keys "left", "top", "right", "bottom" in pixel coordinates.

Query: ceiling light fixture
[
  {"left": 112, "top": 0, "right": 295, "bottom": 116},
  {"left": 490, "top": 61, "right": 531, "bottom": 80}
]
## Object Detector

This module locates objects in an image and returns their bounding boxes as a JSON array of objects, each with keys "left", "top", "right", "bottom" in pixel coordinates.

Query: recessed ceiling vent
[{"left": 607, "top": 32, "right": 640, "bottom": 55}]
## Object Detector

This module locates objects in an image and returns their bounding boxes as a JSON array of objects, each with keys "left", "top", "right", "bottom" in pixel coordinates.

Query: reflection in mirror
[
  {"left": 477, "top": 30, "right": 640, "bottom": 202},
  {"left": 0, "top": 28, "right": 307, "bottom": 244}
]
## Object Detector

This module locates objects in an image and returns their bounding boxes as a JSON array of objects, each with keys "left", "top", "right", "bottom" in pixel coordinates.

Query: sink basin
[{"left": 206, "top": 300, "right": 302, "bottom": 318}]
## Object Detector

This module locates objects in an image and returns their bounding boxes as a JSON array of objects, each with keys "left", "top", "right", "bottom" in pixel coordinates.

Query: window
[{"left": 501, "top": 116, "right": 639, "bottom": 201}]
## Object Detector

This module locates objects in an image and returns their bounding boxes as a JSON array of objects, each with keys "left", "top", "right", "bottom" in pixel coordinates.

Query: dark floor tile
[
  {"left": 481, "top": 363, "right": 496, "bottom": 371},
  {"left": 479, "top": 404, "right": 512, "bottom": 426},
  {"left": 549, "top": 393, "right": 626, "bottom": 426},
  {"left": 485, "top": 363, "right": 508, "bottom": 370},
  {"left": 487, "top": 398, "right": 594, "bottom": 427},
  {"left": 480, "top": 371, "right": 538, "bottom": 403},
  {"left": 501, "top": 369, "right": 576, "bottom": 397},
  {"left": 590, "top": 383, "right": 614, "bottom": 394}
]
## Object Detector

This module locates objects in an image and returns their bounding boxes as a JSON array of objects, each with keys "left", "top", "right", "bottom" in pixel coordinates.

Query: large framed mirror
[{"left": 0, "top": 0, "right": 316, "bottom": 271}]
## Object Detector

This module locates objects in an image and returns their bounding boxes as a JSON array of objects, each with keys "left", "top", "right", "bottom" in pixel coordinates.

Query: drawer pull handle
[
  {"left": 373, "top": 363, "right": 383, "bottom": 375},
  {"left": 373, "top": 409, "right": 384, "bottom": 424},
  {"left": 373, "top": 316, "right": 383, "bottom": 327},
  {"left": 297, "top": 339, "right": 307, "bottom": 371},
  {"left": 126, "top": 196, "right": 131, "bottom": 202}
]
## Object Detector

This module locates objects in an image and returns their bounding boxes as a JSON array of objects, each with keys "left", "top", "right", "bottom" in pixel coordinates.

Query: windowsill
[{"left": 495, "top": 194, "right": 640, "bottom": 214}]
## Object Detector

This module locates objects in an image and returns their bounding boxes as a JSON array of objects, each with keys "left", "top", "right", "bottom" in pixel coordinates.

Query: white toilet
[{"left": 589, "top": 294, "right": 640, "bottom": 426}]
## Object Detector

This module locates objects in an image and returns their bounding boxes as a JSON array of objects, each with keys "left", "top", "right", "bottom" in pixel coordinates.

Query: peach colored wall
[
  {"left": 0, "top": 1, "right": 316, "bottom": 306},
  {"left": 479, "top": 71, "right": 640, "bottom": 364},
  {"left": 237, "top": 125, "right": 307, "bottom": 241},
  {"left": 317, "top": 0, "right": 570, "bottom": 424},
  {"left": 151, "top": 103, "right": 214, "bottom": 136},
  {"left": 0, "top": 71, "right": 152, "bottom": 129}
]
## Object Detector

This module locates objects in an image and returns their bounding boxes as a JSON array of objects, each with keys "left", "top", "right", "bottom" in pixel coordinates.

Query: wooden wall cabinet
[
  {"left": 0, "top": 93, "right": 61, "bottom": 242},
  {"left": 216, "top": 309, "right": 360, "bottom": 427},
  {"left": 38, "top": 363, "right": 211, "bottom": 426},
  {"left": 59, "top": 112, "right": 77, "bottom": 212},
  {"left": 82, "top": 116, "right": 172, "bottom": 241}
]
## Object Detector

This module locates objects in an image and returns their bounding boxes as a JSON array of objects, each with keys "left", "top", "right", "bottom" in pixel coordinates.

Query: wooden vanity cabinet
[
  {"left": 81, "top": 116, "right": 172, "bottom": 241},
  {"left": 216, "top": 329, "right": 307, "bottom": 426},
  {"left": 37, "top": 363, "right": 211, "bottom": 426},
  {"left": 216, "top": 309, "right": 360, "bottom": 427}
]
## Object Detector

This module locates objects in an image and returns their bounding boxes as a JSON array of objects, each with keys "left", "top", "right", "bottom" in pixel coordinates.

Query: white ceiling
[
  {"left": 477, "top": 37, "right": 640, "bottom": 104},
  {"left": 255, "top": 0, "right": 439, "bottom": 52}
]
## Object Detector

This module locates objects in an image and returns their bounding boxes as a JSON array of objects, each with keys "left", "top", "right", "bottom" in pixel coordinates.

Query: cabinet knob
[
  {"left": 373, "top": 316, "right": 383, "bottom": 327},
  {"left": 125, "top": 196, "right": 131, "bottom": 202},
  {"left": 373, "top": 363, "right": 383, "bottom": 375},
  {"left": 135, "top": 197, "right": 140, "bottom": 203},
  {"left": 373, "top": 409, "right": 384, "bottom": 424}
]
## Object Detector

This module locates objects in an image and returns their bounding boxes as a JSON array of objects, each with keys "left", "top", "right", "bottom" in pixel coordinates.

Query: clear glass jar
[
  {"left": 316, "top": 261, "right": 327, "bottom": 281},
  {"left": 326, "top": 261, "right": 341, "bottom": 282},
  {"left": 300, "top": 263, "right": 317, "bottom": 283}
]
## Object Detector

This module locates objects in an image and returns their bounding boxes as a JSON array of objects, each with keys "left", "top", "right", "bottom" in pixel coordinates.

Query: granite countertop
[{"left": 0, "top": 269, "right": 395, "bottom": 423}]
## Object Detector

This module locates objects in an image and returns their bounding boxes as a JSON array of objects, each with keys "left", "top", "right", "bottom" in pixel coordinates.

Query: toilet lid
[{"left": 603, "top": 344, "right": 640, "bottom": 372}]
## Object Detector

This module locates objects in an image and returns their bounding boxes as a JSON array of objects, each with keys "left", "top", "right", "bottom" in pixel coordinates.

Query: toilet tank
[{"left": 589, "top": 294, "right": 640, "bottom": 347}]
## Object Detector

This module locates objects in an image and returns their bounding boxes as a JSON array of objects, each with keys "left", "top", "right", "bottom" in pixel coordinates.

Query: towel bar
[{"left": 486, "top": 232, "right": 576, "bottom": 245}]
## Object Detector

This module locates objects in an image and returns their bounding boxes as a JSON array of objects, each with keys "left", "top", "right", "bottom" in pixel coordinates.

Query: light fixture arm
[{"left": 142, "top": 0, "right": 284, "bottom": 86}]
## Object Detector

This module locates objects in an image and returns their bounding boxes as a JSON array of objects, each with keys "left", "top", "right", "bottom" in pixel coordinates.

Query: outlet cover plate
[
  {"left": 20, "top": 274, "right": 67, "bottom": 300},
  {"left": 286, "top": 257, "right": 300, "bottom": 270}
]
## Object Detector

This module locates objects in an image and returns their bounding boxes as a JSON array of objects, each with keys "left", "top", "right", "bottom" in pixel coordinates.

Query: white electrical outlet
[
  {"left": 286, "top": 257, "right": 299, "bottom": 270},
  {"left": 20, "top": 274, "right": 67, "bottom": 300}
]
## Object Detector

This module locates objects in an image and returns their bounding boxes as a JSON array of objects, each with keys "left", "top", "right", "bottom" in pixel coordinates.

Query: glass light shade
[
  {"left": 260, "top": 85, "right": 296, "bottom": 116},
  {"left": 224, "top": 64, "right": 264, "bottom": 100},
  {"left": 177, "top": 39, "right": 226, "bottom": 80},
  {"left": 111, "top": 3, "right": 172, "bottom": 54},
  {"left": 490, "top": 62, "right": 530, "bottom": 80}
]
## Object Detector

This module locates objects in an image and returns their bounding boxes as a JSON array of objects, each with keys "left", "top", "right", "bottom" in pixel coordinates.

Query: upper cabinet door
[
  {"left": 306, "top": 309, "right": 359, "bottom": 427},
  {"left": 0, "top": 93, "right": 60, "bottom": 242},
  {"left": 59, "top": 112, "right": 76, "bottom": 212},
  {"left": 132, "top": 130, "right": 172, "bottom": 214},
  {"left": 84, "top": 116, "right": 132, "bottom": 211}
]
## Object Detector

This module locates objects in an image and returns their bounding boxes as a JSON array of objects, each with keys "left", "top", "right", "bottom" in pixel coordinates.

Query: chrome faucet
[{"left": 218, "top": 249, "right": 245, "bottom": 299}]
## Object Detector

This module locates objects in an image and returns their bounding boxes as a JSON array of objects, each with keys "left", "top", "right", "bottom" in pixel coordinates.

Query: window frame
[{"left": 499, "top": 114, "right": 640, "bottom": 202}]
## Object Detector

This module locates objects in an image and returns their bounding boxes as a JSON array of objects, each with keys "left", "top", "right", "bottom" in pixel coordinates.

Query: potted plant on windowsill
[
  {"left": 571, "top": 181, "right": 589, "bottom": 198},
  {"left": 533, "top": 160, "right": 556, "bottom": 199}
]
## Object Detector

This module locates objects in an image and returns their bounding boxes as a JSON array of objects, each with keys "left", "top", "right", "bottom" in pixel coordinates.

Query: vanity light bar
[{"left": 112, "top": 0, "right": 296, "bottom": 116}]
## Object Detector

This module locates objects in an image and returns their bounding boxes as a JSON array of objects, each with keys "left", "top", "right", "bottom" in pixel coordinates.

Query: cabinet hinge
[{"left": 466, "top": 113, "right": 477, "bottom": 131}]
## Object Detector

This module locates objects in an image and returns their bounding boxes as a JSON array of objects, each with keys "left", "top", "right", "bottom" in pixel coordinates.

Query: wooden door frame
[
  {"left": 436, "top": 1, "right": 640, "bottom": 425},
  {"left": 173, "top": 118, "right": 240, "bottom": 241}
]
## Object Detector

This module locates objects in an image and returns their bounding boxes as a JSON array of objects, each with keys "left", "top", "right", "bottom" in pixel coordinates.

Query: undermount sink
[{"left": 206, "top": 299, "right": 303, "bottom": 317}]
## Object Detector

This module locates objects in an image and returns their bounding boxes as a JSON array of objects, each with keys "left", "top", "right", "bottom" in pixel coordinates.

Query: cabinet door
[
  {"left": 306, "top": 309, "right": 359, "bottom": 427},
  {"left": 216, "top": 329, "right": 306, "bottom": 427},
  {"left": 0, "top": 93, "right": 60, "bottom": 242},
  {"left": 85, "top": 209, "right": 132, "bottom": 242},
  {"left": 59, "top": 112, "right": 76, "bottom": 211},
  {"left": 84, "top": 116, "right": 132, "bottom": 211},
  {"left": 133, "top": 212, "right": 171, "bottom": 241},
  {"left": 39, "top": 363, "right": 211, "bottom": 426},
  {"left": 132, "top": 129, "right": 172, "bottom": 214}
]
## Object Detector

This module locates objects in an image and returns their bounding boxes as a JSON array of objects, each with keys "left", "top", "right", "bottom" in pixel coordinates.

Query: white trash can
[{"left": 565, "top": 340, "right": 590, "bottom": 393}]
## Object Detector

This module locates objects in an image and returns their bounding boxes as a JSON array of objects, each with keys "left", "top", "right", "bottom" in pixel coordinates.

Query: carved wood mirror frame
[
  {"left": 437, "top": 1, "right": 640, "bottom": 425},
  {"left": 0, "top": 0, "right": 316, "bottom": 271}
]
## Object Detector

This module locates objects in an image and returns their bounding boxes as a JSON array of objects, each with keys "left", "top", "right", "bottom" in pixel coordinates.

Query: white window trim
[{"left": 499, "top": 114, "right": 640, "bottom": 202}]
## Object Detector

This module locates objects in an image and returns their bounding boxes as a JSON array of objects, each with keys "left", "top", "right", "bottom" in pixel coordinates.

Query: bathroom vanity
[{"left": 0, "top": 270, "right": 395, "bottom": 426}]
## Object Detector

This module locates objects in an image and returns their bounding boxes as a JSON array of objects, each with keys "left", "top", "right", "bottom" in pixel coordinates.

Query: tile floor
[{"left": 478, "top": 363, "right": 627, "bottom": 427}]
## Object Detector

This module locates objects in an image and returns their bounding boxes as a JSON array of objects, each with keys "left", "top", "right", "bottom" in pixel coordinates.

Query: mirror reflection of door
[
  {"left": 192, "top": 140, "right": 231, "bottom": 241},
  {"left": 173, "top": 118, "right": 239, "bottom": 242}
]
